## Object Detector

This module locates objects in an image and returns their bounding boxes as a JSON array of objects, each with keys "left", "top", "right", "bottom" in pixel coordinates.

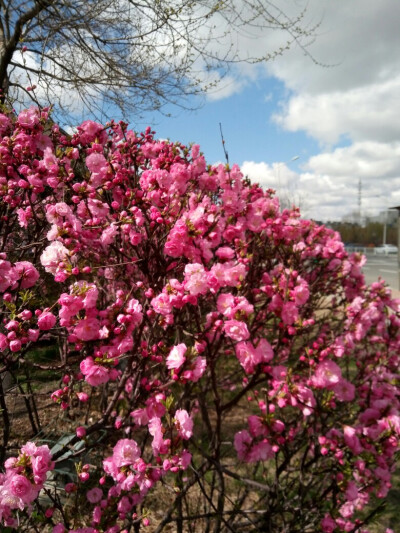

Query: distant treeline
[{"left": 328, "top": 221, "right": 397, "bottom": 246}]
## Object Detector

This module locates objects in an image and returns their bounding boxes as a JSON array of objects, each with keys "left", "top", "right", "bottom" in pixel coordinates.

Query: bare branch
[{"left": 0, "top": 1, "right": 319, "bottom": 123}]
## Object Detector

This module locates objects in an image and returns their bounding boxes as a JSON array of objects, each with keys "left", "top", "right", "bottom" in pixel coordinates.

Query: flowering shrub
[{"left": 0, "top": 106, "right": 399, "bottom": 532}]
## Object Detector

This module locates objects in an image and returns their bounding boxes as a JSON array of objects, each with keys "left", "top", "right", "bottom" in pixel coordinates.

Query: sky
[
  {"left": 11, "top": 0, "right": 400, "bottom": 223},
  {"left": 136, "top": 0, "right": 400, "bottom": 222}
]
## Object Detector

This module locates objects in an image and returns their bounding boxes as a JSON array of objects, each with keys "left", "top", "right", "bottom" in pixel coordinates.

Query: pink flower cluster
[
  {"left": 0, "top": 107, "right": 399, "bottom": 532},
  {"left": 0, "top": 443, "right": 54, "bottom": 527},
  {"left": 0, "top": 256, "right": 39, "bottom": 292},
  {"left": 166, "top": 343, "right": 206, "bottom": 382},
  {"left": 97, "top": 430, "right": 191, "bottom": 525},
  {"left": 0, "top": 256, "right": 57, "bottom": 352}
]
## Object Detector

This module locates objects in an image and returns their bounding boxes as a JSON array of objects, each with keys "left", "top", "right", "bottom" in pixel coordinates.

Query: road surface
[{"left": 362, "top": 254, "right": 399, "bottom": 292}]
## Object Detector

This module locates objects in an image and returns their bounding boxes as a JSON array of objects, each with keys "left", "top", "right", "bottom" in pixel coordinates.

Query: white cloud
[
  {"left": 274, "top": 76, "right": 400, "bottom": 145},
  {"left": 306, "top": 142, "right": 400, "bottom": 180},
  {"left": 267, "top": 0, "right": 400, "bottom": 95},
  {"left": 241, "top": 161, "right": 297, "bottom": 190},
  {"left": 242, "top": 139, "right": 400, "bottom": 221},
  {"left": 247, "top": 0, "right": 400, "bottom": 220},
  {"left": 268, "top": 0, "right": 400, "bottom": 146}
]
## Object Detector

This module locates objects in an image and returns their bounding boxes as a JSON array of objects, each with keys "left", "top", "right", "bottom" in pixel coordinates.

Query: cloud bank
[{"left": 240, "top": 0, "right": 400, "bottom": 220}]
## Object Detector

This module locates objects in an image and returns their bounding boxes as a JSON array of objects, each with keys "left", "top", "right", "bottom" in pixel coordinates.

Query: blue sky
[{"left": 138, "top": 79, "right": 319, "bottom": 171}]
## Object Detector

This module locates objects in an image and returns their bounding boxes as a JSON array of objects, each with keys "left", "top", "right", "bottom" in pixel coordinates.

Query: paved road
[{"left": 362, "top": 254, "right": 399, "bottom": 292}]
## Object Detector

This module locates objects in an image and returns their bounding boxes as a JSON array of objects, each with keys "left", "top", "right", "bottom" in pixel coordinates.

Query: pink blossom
[
  {"left": 112, "top": 439, "right": 140, "bottom": 467},
  {"left": 235, "top": 341, "right": 259, "bottom": 373},
  {"left": 92, "top": 506, "right": 103, "bottom": 524},
  {"left": 42, "top": 146, "right": 58, "bottom": 169},
  {"left": 248, "top": 415, "right": 267, "bottom": 437},
  {"left": 27, "top": 329, "right": 40, "bottom": 342},
  {"left": 46, "top": 202, "right": 72, "bottom": 222},
  {"left": 148, "top": 417, "right": 166, "bottom": 456},
  {"left": 130, "top": 408, "right": 149, "bottom": 426},
  {"left": 151, "top": 292, "right": 173, "bottom": 316},
  {"left": 281, "top": 301, "right": 299, "bottom": 325},
  {"left": 0, "top": 259, "right": 18, "bottom": 291},
  {"left": 217, "top": 293, "right": 235, "bottom": 316},
  {"left": 248, "top": 439, "right": 273, "bottom": 462},
  {"left": 223, "top": 320, "right": 250, "bottom": 342},
  {"left": 0, "top": 332, "right": 8, "bottom": 351},
  {"left": 101, "top": 223, "right": 118, "bottom": 246},
  {"left": 164, "top": 236, "right": 185, "bottom": 257},
  {"left": 174, "top": 409, "right": 193, "bottom": 439},
  {"left": 9, "top": 339, "right": 22, "bottom": 352},
  {"left": 293, "top": 385, "right": 316, "bottom": 416},
  {"left": 40, "top": 241, "right": 70, "bottom": 274},
  {"left": 31, "top": 455, "right": 52, "bottom": 484},
  {"left": 59, "top": 294, "right": 84, "bottom": 320},
  {"left": 74, "top": 318, "right": 100, "bottom": 341},
  {"left": 234, "top": 429, "right": 252, "bottom": 461},
  {"left": 226, "top": 263, "right": 247, "bottom": 287},
  {"left": 292, "top": 282, "right": 310, "bottom": 306},
  {"left": 78, "top": 119, "right": 107, "bottom": 144},
  {"left": 345, "top": 481, "right": 359, "bottom": 502},
  {"left": 183, "top": 263, "right": 209, "bottom": 295},
  {"left": 125, "top": 298, "right": 143, "bottom": 325},
  {"left": 76, "top": 392, "right": 89, "bottom": 402},
  {"left": 0, "top": 112, "right": 11, "bottom": 134},
  {"left": 321, "top": 515, "right": 336, "bottom": 533},
  {"left": 31, "top": 443, "right": 53, "bottom": 470},
  {"left": 17, "top": 106, "right": 39, "bottom": 128},
  {"left": 86, "top": 152, "right": 107, "bottom": 174},
  {"left": 10, "top": 475, "right": 33, "bottom": 501},
  {"left": 20, "top": 441, "right": 38, "bottom": 456},
  {"left": 17, "top": 207, "right": 32, "bottom": 228},
  {"left": 180, "top": 449, "right": 192, "bottom": 469},
  {"left": 166, "top": 343, "right": 187, "bottom": 370},
  {"left": 117, "top": 494, "right": 132, "bottom": 513},
  {"left": 343, "top": 426, "right": 363, "bottom": 455},
  {"left": 182, "top": 356, "right": 207, "bottom": 382},
  {"left": 211, "top": 262, "right": 247, "bottom": 288},
  {"left": 1, "top": 108, "right": 400, "bottom": 530},
  {"left": 312, "top": 360, "right": 342, "bottom": 389},
  {"left": 13, "top": 261, "right": 39, "bottom": 288},
  {"left": 37, "top": 311, "right": 57, "bottom": 330},
  {"left": 87, "top": 198, "right": 109, "bottom": 218},
  {"left": 80, "top": 357, "right": 109, "bottom": 386},
  {"left": 74, "top": 281, "right": 99, "bottom": 309},
  {"left": 254, "top": 338, "right": 274, "bottom": 363},
  {"left": 76, "top": 426, "right": 86, "bottom": 438},
  {"left": 86, "top": 487, "right": 103, "bottom": 503},
  {"left": 78, "top": 472, "right": 89, "bottom": 482},
  {"left": 333, "top": 378, "right": 355, "bottom": 402},
  {"left": 217, "top": 293, "right": 254, "bottom": 319},
  {"left": 215, "top": 246, "right": 235, "bottom": 260},
  {"left": 339, "top": 501, "right": 354, "bottom": 518},
  {"left": 64, "top": 482, "right": 77, "bottom": 493}
]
